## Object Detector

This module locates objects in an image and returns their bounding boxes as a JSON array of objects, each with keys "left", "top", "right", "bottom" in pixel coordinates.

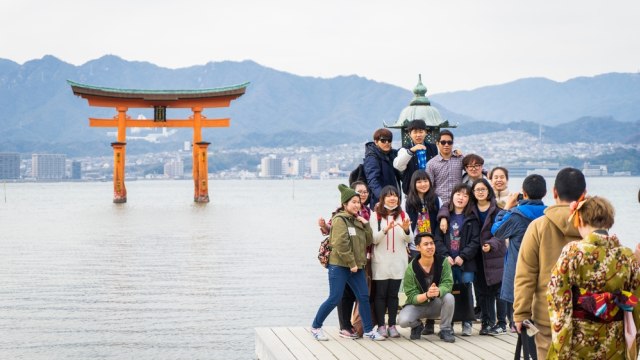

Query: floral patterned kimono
[{"left": 547, "top": 231, "right": 640, "bottom": 360}]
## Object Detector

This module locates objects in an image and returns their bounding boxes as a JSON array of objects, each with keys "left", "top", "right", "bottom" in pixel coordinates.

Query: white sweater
[{"left": 370, "top": 211, "right": 412, "bottom": 280}]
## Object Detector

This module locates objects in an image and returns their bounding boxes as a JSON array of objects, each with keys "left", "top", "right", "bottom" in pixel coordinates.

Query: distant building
[
  {"left": 310, "top": 155, "right": 329, "bottom": 176},
  {"left": 164, "top": 156, "right": 184, "bottom": 178},
  {"left": 260, "top": 155, "right": 282, "bottom": 178},
  {"left": 32, "top": 154, "right": 66, "bottom": 179},
  {"left": 582, "top": 162, "right": 608, "bottom": 176},
  {"left": 0, "top": 153, "right": 20, "bottom": 179},
  {"left": 282, "top": 157, "right": 305, "bottom": 177},
  {"left": 70, "top": 160, "right": 82, "bottom": 180}
]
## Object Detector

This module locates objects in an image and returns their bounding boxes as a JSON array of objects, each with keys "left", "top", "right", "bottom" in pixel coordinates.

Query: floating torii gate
[{"left": 68, "top": 80, "right": 249, "bottom": 203}]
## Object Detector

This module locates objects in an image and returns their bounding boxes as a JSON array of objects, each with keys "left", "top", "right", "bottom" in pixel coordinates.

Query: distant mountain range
[{"left": 0, "top": 55, "right": 638, "bottom": 155}]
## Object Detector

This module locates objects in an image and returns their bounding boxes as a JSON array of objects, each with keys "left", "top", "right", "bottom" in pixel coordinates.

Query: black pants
[
  {"left": 336, "top": 283, "right": 356, "bottom": 330},
  {"left": 476, "top": 277, "right": 507, "bottom": 328},
  {"left": 373, "top": 279, "right": 402, "bottom": 327}
]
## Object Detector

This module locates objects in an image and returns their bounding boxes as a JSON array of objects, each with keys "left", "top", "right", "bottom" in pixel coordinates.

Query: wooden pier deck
[{"left": 256, "top": 324, "right": 521, "bottom": 359}]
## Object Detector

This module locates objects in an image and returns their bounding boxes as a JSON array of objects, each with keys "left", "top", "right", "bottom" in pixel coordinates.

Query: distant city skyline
[{"left": 2, "top": 0, "right": 639, "bottom": 93}]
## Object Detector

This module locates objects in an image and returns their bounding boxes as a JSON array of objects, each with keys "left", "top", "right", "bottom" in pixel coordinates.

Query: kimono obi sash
[{"left": 572, "top": 286, "right": 637, "bottom": 323}]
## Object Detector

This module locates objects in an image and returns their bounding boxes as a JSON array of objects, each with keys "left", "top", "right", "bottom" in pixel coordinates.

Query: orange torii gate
[{"left": 68, "top": 80, "right": 249, "bottom": 203}]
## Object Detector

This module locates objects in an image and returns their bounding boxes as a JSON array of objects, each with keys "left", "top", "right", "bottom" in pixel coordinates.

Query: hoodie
[
  {"left": 491, "top": 199, "right": 546, "bottom": 303},
  {"left": 512, "top": 204, "right": 581, "bottom": 327}
]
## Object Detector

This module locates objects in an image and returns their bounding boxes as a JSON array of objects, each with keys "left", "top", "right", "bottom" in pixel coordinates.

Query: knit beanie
[{"left": 339, "top": 184, "right": 359, "bottom": 204}]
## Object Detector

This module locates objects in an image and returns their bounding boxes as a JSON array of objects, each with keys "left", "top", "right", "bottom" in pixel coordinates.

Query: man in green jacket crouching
[{"left": 397, "top": 232, "right": 455, "bottom": 342}]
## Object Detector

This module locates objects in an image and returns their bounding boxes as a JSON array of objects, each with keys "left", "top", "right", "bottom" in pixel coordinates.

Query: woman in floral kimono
[{"left": 547, "top": 196, "right": 640, "bottom": 359}]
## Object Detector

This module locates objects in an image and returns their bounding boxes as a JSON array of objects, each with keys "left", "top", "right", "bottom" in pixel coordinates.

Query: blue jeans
[
  {"left": 451, "top": 265, "right": 475, "bottom": 284},
  {"left": 312, "top": 265, "right": 373, "bottom": 332}
]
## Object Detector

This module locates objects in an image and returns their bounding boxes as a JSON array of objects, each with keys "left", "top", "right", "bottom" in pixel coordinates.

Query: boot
[
  {"left": 422, "top": 319, "right": 435, "bottom": 335},
  {"left": 410, "top": 322, "right": 424, "bottom": 340}
]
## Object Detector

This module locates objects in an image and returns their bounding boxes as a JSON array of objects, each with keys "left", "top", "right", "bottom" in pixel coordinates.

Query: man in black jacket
[{"left": 393, "top": 119, "right": 439, "bottom": 195}]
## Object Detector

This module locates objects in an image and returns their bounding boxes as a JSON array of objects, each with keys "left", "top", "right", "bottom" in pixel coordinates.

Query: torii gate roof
[{"left": 67, "top": 80, "right": 249, "bottom": 107}]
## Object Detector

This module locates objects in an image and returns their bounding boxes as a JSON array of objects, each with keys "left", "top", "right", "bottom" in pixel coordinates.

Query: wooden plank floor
[{"left": 256, "top": 323, "right": 522, "bottom": 360}]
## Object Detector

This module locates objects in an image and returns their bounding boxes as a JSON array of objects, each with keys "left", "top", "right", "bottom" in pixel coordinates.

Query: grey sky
[{"left": 2, "top": 0, "right": 639, "bottom": 93}]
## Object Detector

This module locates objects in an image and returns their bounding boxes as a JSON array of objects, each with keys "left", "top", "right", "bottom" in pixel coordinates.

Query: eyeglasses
[
  {"left": 357, "top": 190, "right": 369, "bottom": 194},
  {"left": 378, "top": 138, "right": 392, "bottom": 144},
  {"left": 474, "top": 188, "right": 488, "bottom": 193},
  {"left": 466, "top": 164, "right": 482, "bottom": 170},
  {"left": 439, "top": 140, "right": 453, "bottom": 145}
]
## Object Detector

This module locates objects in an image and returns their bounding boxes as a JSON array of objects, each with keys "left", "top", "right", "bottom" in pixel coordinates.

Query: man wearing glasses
[
  {"left": 426, "top": 130, "right": 464, "bottom": 201},
  {"left": 363, "top": 128, "right": 401, "bottom": 209},
  {"left": 462, "top": 154, "right": 487, "bottom": 186}
]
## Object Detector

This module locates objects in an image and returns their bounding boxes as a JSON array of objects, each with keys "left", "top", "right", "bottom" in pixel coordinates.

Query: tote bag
[{"left": 451, "top": 282, "right": 475, "bottom": 322}]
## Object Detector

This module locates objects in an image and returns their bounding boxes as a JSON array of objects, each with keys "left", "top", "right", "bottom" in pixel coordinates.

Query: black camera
[{"left": 517, "top": 193, "right": 524, "bottom": 201}]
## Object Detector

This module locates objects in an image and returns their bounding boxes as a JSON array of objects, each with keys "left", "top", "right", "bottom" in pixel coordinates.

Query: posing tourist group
[{"left": 310, "top": 120, "right": 640, "bottom": 360}]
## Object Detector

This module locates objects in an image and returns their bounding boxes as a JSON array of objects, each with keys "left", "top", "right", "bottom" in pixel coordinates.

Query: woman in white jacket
[{"left": 371, "top": 185, "right": 412, "bottom": 338}]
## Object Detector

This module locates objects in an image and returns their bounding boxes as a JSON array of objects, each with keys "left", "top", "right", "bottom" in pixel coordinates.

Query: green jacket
[
  {"left": 329, "top": 211, "right": 373, "bottom": 269},
  {"left": 403, "top": 255, "right": 453, "bottom": 305}
]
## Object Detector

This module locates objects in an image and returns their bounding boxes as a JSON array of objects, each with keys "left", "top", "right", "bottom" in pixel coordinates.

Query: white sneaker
[
  {"left": 311, "top": 328, "right": 328, "bottom": 341},
  {"left": 363, "top": 330, "right": 386, "bottom": 341}
]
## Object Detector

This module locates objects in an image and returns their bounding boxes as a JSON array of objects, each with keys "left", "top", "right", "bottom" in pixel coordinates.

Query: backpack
[
  {"left": 348, "top": 163, "right": 367, "bottom": 186},
  {"left": 318, "top": 216, "right": 351, "bottom": 268}
]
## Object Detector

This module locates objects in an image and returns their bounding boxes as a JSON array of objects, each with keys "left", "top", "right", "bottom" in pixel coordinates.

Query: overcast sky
[{"left": 2, "top": 0, "right": 639, "bottom": 93}]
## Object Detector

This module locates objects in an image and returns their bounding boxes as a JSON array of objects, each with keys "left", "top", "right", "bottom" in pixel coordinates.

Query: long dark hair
[
  {"left": 406, "top": 170, "right": 438, "bottom": 214},
  {"left": 374, "top": 185, "right": 402, "bottom": 219},
  {"left": 447, "top": 183, "right": 473, "bottom": 216},
  {"left": 471, "top": 178, "right": 495, "bottom": 204}
]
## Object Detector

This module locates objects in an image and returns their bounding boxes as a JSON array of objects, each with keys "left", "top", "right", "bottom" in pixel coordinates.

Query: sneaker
[
  {"left": 377, "top": 325, "right": 388, "bottom": 338},
  {"left": 338, "top": 328, "right": 358, "bottom": 339},
  {"left": 462, "top": 322, "right": 472, "bottom": 336},
  {"left": 388, "top": 325, "right": 400, "bottom": 338},
  {"left": 422, "top": 320, "right": 435, "bottom": 335},
  {"left": 311, "top": 328, "right": 328, "bottom": 341},
  {"left": 488, "top": 324, "right": 507, "bottom": 336},
  {"left": 479, "top": 324, "right": 491, "bottom": 336},
  {"left": 410, "top": 323, "right": 424, "bottom": 340},
  {"left": 364, "top": 330, "right": 386, "bottom": 341},
  {"left": 474, "top": 307, "right": 482, "bottom": 321},
  {"left": 439, "top": 329, "right": 455, "bottom": 343}
]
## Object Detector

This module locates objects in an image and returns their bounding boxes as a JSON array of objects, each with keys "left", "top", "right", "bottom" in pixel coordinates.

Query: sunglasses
[
  {"left": 439, "top": 140, "right": 453, "bottom": 145},
  {"left": 378, "top": 138, "right": 392, "bottom": 144}
]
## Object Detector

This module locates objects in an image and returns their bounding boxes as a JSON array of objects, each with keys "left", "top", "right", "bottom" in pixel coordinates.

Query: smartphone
[{"left": 517, "top": 193, "right": 524, "bottom": 201}]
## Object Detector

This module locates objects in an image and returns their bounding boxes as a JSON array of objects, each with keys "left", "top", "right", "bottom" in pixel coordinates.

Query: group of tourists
[{"left": 310, "top": 120, "right": 640, "bottom": 359}]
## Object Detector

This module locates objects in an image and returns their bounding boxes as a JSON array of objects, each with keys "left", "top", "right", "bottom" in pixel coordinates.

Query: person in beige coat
[
  {"left": 512, "top": 168, "right": 586, "bottom": 359},
  {"left": 371, "top": 185, "right": 411, "bottom": 338}
]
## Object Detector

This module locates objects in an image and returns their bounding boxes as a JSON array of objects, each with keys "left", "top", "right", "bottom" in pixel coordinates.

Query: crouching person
[{"left": 398, "top": 232, "right": 455, "bottom": 342}]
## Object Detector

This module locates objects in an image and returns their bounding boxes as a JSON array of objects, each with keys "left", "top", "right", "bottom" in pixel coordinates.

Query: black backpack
[{"left": 348, "top": 163, "right": 367, "bottom": 186}]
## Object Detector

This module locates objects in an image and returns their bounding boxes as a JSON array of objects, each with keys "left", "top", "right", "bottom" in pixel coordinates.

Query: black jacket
[
  {"left": 363, "top": 142, "right": 400, "bottom": 208},
  {"left": 399, "top": 142, "right": 438, "bottom": 195},
  {"left": 434, "top": 212, "right": 481, "bottom": 273}
]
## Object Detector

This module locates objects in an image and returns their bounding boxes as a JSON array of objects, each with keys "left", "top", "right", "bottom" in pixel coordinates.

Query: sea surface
[{"left": 0, "top": 177, "right": 638, "bottom": 359}]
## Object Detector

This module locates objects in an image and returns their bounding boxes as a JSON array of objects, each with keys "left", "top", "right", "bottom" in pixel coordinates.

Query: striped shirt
[{"left": 426, "top": 154, "right": 464, "bottom": 201}]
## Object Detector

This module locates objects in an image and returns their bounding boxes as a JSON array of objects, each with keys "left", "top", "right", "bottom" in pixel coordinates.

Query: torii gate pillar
[{"left": 193, "top": 141, "right": 210, "bottom": 203}]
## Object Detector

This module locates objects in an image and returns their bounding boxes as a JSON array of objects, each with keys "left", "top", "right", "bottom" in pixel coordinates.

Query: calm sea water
[{"left": 0, "top": 177, "right": 638, "bottom": 359}]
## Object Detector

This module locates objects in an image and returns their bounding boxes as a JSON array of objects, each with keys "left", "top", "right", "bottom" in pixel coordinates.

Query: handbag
[
  {"left": 451, "top": 282, "right": 475, "bottom": 322},
  {"left": 514, "top": 325, "right": 538, "bottom": 360}
]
